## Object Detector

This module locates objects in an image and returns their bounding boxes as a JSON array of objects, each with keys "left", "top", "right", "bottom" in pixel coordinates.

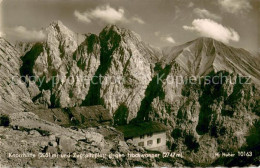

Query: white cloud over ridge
[
  {"left": 10, "top": 26, "right": 46, "bottom": 41},
  {"left": 183, "top": 19, "right": 240, "bottom": 44},
  {"left": 74, "top": 5, "right": 145, "bottom": 25},
  {"left": 165, "top": 36, "right": 176, "bottom": 44},
  {"left": 131, "top": 16, "right": 145, "bottom": 24},
  {"left": 74, "top": 5, "right": 125, "bottom": 24},
  {"left": 74, "top": 10, "right": 91, "bottom": 23},
  {"left": 193, "top": 8, "right": 222, "bottom": 21},
  {"left": 154, "top": 31, "right": 176, "bottom": 44},
  {"left": 218, "top": 0, "right": 252, "bottom": 14}
]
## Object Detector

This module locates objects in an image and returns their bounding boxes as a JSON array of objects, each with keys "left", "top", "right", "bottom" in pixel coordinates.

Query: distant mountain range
[{"left": 0, "top": 21, "right": 259, "bottom": 166}]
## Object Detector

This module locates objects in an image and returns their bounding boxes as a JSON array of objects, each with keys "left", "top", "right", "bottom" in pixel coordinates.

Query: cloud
[
  {"left": 218, "top": 0, "right": 252, "bottom": 14},
  {"left": 193, "top": 8, "right": 222, "bottom": 21},
  {"left": 155, "top": 32, "right": 176, "bottom": 44},
  {"left": 183, "top": 19, "right": 240, "bottom": 43},
  {"left": 165, "top": 36, "right": 176, "bottom": 44},
  {"left": 74, "top": 5, "right": 145, "bottom": 25},
  {"left": 74, "top": 5, "right": 126, "bottom": 24},
  {"left": 9, "top": 26, "right": 46, "bottom": 41},
  {"left": 74, "top": 10, "right": 91, "bottom": 23},
  {"left": 131, "top": 16, "right": 145, "bottom": 24}
]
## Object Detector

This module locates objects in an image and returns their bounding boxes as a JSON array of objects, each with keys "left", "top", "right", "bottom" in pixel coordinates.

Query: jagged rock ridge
[
  {"left": 0, "top": 21, "right": 259, "bottom": 166},
  {"left": 20, "top": 22, "right": 162, "bottom": 123}
]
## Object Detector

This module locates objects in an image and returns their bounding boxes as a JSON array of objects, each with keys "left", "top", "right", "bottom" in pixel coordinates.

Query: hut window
[
  {"left": 147, "top": 140, "right": 153, "bottom": 146},
  {"left": 138, "top": 142, "right": 144, "bottom": 147},
  {"left": 157, "top": 138, "right": 161, "bottom": 144}
]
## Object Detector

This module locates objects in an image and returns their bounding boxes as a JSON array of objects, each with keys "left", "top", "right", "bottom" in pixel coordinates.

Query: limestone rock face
[
  {"left": 141, "top": 37, "right": 260, "bottom": 164},
  {"left": 21, "top": 22, "right": 162, "bottom": 122},
  {"left": 84, "top": 25, "right": 162, "bottom": 122},
  {"left": 0, "top": 38, "right": 36, "bottom": 114},
  {"left": 21, "top": 21, "right": 100, "bottom": 108}
]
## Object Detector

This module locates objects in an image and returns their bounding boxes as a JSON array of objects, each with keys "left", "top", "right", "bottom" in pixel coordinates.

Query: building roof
[
  {"left": 116, "top": 121, "right": 168, "bottom": 139},
  {"left": 33, "top": 105, "right": 112, "bottom": 127}
]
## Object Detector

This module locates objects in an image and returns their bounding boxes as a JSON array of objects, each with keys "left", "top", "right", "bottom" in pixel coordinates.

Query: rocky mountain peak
[
  {"left": 161, "top": 37, "right": 260, "bottom": 83},
  {"left": 100, "top": 24, "right": 142, "bottom": 43},
  {"left": 100, "top": 25, "right": 161, "bottom": 65},
  {"left": 192, "top": 37, "right": 236, "bottom": 52},
  {"left": 101, "top": 24, "right": 132, "bottom": 36},
  {"left": 44, "top": 20, "right": 78, "bottom": 66},
  {"left": 194, "top": 36, "right": 215, "bottom": 43},
  {"left": 48, "top": 20, "right": 72, "bottom": 34},
  {"left": 46, "top": 20, "right": 77, "bottom": 47},
  {"left": 102, "top": 24, "right": 121, "bottom": 33}
]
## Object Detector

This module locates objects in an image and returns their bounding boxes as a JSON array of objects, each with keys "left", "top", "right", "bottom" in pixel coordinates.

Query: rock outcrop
[
  {"left": 20, "top": 22, "right": 162, "bottom": 123},
  {"left": 24, "top": 21, "right": 89, "bottom": 108},
  {"left": 0, "top": 38, "right": 37, "bottom": 114},
  {"left": 82, "top": 25, "right": 162, "bottom": 122},
  {"left": 141, "top": 37, "right": 260, "bottom": 164},
  {"left": 0, "top": 112, "right": 177, "bottom": 167}
]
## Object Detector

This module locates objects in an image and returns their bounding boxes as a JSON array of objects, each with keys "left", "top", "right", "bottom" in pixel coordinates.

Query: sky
[{"left": 0, "top": 0, "right": 259, "bottom": 52}]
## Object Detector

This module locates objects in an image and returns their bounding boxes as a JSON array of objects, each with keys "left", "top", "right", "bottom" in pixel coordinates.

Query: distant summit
[{"left": 162, "top": 36, "right": 260, "bottom": 84}]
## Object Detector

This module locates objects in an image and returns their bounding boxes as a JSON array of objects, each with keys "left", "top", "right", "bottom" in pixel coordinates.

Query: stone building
[{"left": 117, "top": 122, "right": 168, "bottom": 151}]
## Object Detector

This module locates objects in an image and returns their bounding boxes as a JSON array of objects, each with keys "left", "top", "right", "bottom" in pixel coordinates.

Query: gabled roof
[{"left": 116, "top": 121, "right": 168, "bottom": 139}]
